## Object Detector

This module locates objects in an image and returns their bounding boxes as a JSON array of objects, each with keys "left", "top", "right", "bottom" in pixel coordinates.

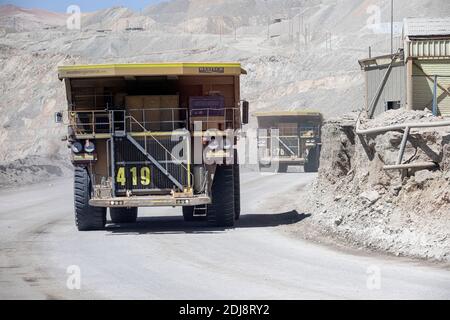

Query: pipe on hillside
[{"left": 355, "top": 117, "right": 450, "bottom": 135}]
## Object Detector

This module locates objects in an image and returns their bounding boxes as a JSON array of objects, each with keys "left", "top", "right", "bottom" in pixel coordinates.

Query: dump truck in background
[
  {"left": 255, "top": 111, "right": 322, "bottom": 173},
  {"left": 57, "top": 62, "right": 248, "bottom": 231}
]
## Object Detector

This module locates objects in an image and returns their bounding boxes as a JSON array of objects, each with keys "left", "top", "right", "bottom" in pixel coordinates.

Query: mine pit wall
[{"left": 309, "top": 118, "right": 450, "bottom": 261}]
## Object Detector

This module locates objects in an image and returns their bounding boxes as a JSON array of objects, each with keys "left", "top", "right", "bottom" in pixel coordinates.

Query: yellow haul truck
[
  {"left": 255, "top": 111, "right": 322, "bottom": 173},
  {"left": 57, "top": 63, "right": 248, "bottom": 231}
]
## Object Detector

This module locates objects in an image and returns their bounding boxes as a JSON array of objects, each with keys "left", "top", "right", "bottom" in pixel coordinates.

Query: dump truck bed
[{"left": 58, "top": 62, "right": 247, "bottom": 79}]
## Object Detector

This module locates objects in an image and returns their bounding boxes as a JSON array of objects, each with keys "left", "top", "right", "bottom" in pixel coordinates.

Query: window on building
[{"left": 386, "top": 101, "right": 401, "bottom": 111}]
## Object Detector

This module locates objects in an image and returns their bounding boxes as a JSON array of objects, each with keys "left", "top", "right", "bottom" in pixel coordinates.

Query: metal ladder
[
  {"left": 109, "top": 110, "right": 193, "bottom": 190},
  {"left": 193, "top": 205, "right": 207, "bottom": 217}
]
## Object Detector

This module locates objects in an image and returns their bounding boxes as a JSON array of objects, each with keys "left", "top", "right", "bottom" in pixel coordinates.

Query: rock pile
[{"left": 302, "top": 110, "right": 450, "bottom": 261}]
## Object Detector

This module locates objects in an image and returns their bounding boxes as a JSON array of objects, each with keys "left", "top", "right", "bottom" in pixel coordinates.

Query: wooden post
[
  {"left": 397, "top": 127, "right": 410, "bottom": 165},
  {"left": 433, "top": 75, "right": 438, "bottom": 116},
  {"left": 406, "top": 58, "right": 414, "bottom": 110}
]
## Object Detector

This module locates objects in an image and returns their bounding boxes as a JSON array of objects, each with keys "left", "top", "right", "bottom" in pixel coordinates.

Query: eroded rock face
[
  {"left": 414, "top": 170, "right": 439, "bottom": 185},
  {"left": 358, "top": 190, "right": 380, "bottom": 205},
  {"left": 307, "top": 112, "right": 450, "bottom": 262}
]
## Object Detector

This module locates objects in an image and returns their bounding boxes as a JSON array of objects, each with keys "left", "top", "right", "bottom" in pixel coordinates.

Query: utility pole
[
  {"left": 329, "top": 32, "right": 332, "bottom": 51},
  {"left": 300, "top": 14, "right": 303, "bottom": 35},
  {"left": 390, "top": 0, "right": 394, "bottom": 55},
  {"left": 231, "top": 19, "right": 236, "bottom": 41},
  {"left": 325, "top": 32, "right": 332, "bottom": 51},
  {"left": 219, "top": 18, "right": 222, "bottom": 43},
  {"left": 289, "top": 13, "right": 293, "bottom": 42},
  {"left": 304, "top": 24, "right": 308, "bottom": 50},
  {"left": 432, "top": 75, "right": 438, "bottom": 116}
]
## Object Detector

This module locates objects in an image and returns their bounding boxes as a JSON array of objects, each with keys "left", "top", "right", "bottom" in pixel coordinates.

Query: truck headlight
[
  {"left": 223, "top": 138, "right": 233, "bottom": 150},
  {"left": 71, "top": 142, "right": 83, "bottom": 153},
  {"left": 207, "top": 139, "right": 219, "bottom": 150},
  {"left": 84, "top": 140, "right": 95, "bottom": 153}
]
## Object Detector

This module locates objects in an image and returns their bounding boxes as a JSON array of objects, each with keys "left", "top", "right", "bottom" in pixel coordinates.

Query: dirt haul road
[{"left": 0, "top": 171, "right": 449, "bottom": 299}]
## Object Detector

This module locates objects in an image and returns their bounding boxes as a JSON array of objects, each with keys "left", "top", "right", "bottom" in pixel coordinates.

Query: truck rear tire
[
  {"left": 182, "top": 206, "right": 206, "bottom": 222},
  {"left": 207, "top": 164, "right": 235, "bottom": 228},
  {"left": 74, "top": 166, "right": 106, "bottom": 231},
  {"left": 182, "top": 206, "right": 195, "bottom": 221},
  {"left": 233, "top": 163, "right": 241, "bottom": 220},
  {"left": 277, "top": 163, "right": 288, "bottom": 173},
  {"left": 110, "top": 207, "right": 138, "bottom": 224},
  {"left": 259, "top": 163, "right": 278, "bottom": 173},
  {"left": 305, "top": 147, "right": 319, "bottom": 172}
]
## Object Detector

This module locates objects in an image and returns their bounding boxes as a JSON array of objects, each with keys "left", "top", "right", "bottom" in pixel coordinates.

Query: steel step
[{"left": 193, "top": 205, "right": 207, "bottom": 217}]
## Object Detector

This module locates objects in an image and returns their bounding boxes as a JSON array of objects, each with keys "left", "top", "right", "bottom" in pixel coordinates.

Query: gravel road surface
[{"left": 0, "top": 171, "right": 449, "bottom": 299}]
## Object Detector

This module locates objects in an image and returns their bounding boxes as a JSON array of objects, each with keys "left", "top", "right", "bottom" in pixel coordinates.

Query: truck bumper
[
  {"left": 260, "top": 157, "right": 305, "bottom": 165},
  {"left": 89, "top": 195, "right": 211, "bottom": 207}
]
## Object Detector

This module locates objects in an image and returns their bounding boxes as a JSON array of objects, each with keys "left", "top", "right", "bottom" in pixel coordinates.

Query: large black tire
[
  {"left": 277, "top": 163, "right": 288, "bottom": 173},
  {"left": 74, "top": 166, "right": 106, "bottom": 231},
  {"left": 305, "top": 147, "right": 319, "bottom": 172},
  {"left": 233, "top": 163, "right": 241, "bottom": 220},
  {"left": 110, "top": 207, "right": 138, "bottom": 224},
  {"left": 182, "top": 206, "right": 195, "bottom": 221},
  {"left": 207, "top": 165, "right": 235, "bottom": 228},
  {"left": 259, "top": 163, "right": 277, "bottom": 173},
  {"left": 182, "top": 206, "right": 206, "bottom": 222},
  {"left": 258, "top": 163, "right": 268, "bottom": 172}
]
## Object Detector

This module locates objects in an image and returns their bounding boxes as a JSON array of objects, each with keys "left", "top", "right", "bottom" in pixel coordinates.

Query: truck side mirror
[
  {"left": 54, "top": 111, "right": 63, "bottom": 124},
  {"left": 242, "top": 100, "right": 249, "bottom": 125}
]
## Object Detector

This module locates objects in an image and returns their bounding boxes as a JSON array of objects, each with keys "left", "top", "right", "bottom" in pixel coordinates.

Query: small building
[
  {"left": 404, "top": 17, "right": 450, "bottom": 117},
  {"left": 359, "top": 17, "right": 450, "bottom": 118},
  {"left": 359, "top": 52, "right": 406, "bottom": 118}
]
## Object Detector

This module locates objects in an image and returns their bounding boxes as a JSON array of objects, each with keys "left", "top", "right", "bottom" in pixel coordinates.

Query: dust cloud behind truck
[
  {"left": 57, "top": 62, "right": 248, "bottom": 231},
  {"left": 255, "top": 111, "right": 322, "bottom": 173}
]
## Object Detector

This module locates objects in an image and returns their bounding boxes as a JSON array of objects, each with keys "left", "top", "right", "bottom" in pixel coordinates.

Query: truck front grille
[{"left": 113, "top": 136, "right": 187, "bottom": 194}]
